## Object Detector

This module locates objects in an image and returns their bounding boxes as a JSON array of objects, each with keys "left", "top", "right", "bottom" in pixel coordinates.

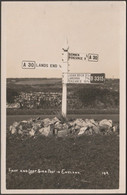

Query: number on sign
[
  {"left": 28, "top": 62, "right": 34, "bottom": 67},
  {"left": 22, "top": 61, "right": 36, "bottom": 69},
  {"left": 88, "top": 54, "right": 98, "bottom": 62}
]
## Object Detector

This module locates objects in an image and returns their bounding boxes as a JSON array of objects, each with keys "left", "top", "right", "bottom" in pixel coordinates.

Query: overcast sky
[{"left": 2, "top": 1, "right": 125, "bottom": 78}]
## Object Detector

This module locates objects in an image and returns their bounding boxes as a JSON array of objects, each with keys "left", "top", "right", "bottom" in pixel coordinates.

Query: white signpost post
[
  {"left": 61, "top": 38, "right": 69, "bottom": 117},
  {"left": 22, "top": 39, "right": 104, "bottom": 118}
]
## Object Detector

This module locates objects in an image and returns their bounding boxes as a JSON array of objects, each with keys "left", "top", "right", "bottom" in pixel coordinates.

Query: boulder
[
  {"left": 21, "top": 120, "right": 28, "bottom": 123},
  {"left": 85, "top": 119, "right": 98, "bottom": 128},
  {"left": 57, "top": 129, "right": 69, "bottom": 137},
  {"left": 39, "top": 126, "right": 50, "bottom": 137},
  {"left": 75, "top": 125, "right": 81, "bottom": 130},
  {"left": 112, "top": 126, "right": 116, "bottom": 132},
  {"left": 99, "top": 119, "right": 112, "bottom": 128},
  {"left": 78, "top": 126, "right": 88, "bottom": 135},
  {"left": 32, "top": 122, "right": 42, "bottom": 131},
  {"left": 11, "top": 127, "right": 17, "bottom": 134},
  {"left": 12, "top": 122, "right": 19, "bottom": 128},
  {"left": 69, "top": 126, "right": 76, "bottom": 134},
  {"left": 88, "top": 128, "right": 93, "bottom": 135},
  {"left": 18, "top": 129, "right": 23, "bottom": 135},
  {"left": 73, "top": 118, "right": 86, "bottom": 127},
  {"left": 92, "top": 126, "right": 100, "bottom": 134},
  {"left": 18, "top": 125, "right": 23, "bottom": 130},
  {"left": 51, "top": 117, "right": 60, "bottom": 124},
  {"left": 42, "top": 118, "right": 51, "bottom": 127},
  {"left": 99, "top": 119, "right": 113, "bottom": 132},
  {"left": 29, "top": 129, "right": 35, "bottom": 137},
  {"left": 68, "top": 121, "right": 75, "bottom": 127},
  {"left": 9, "top": 125, "right": 13, "bottom": 131},
  {"left": 54, "top": 122, "right": 63, "bottom": 130},
  {"left": 62, "top": 123, "right": 68, "bottom": 130}
]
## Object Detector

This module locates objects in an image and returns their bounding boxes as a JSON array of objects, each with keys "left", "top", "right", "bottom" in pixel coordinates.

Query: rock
[
  {"left": 78, "top": 126, "right": 88, "bottom": 135},
  {"left": 99, "top": 119, "right": 112, "bottom": 128},
  {"left": 88, "top": 128, "right": 93, "bottom": 135},
  {"left": 69, "top": 127, "right": 76, "bottom": 134},
  {"left": 42, "top": 118, "right": 52, "bottom": 127},
  {"left": 18, "top": 129, "right": 23, "bottom": 134},
  {"left": 54, "top": 122, "right": 63, "bottom": 130},
  {"left": 51, "top": 117, "right": 60, "bottom": 124},
  {"left": 12, "top": 122, "right": 19, "bottom": 128},
  {"left": 113, "top": 124, "right": 119, "bottom": 132},
  {"left": 18, "top": 125, "right": 23, "bottom": 130},
  {"left": 11, "top": 127, "right": 16, "bottom": 134},
  {"left": 32, "top": 122, "right": 42, "bottom": 131},
  {"left": 85, "top": 119, "right": 98, "bottom": 128},
  {"left": 73, "top": 118, "right": 86, "bottom": 127},
  {"left": 62, "top": 123, "right": 68, "bottom": 130},
  {"left": 112, "top": 126, "right": 116, "bottom": 132},
  {"left": 74, "top": 125, "right": 81, "bottom": 131},
  {"left": 99, "top": 119, "right": 113, "bottom": 132},
  {"left": 36, "top": 117, "right": 41, "bottom": 120},
  {"left": 27, "top": 118, "right": 34, "bottom": 123},
  {"left": 9, "top": 125, "right": 13, "bottom": 131},
  {"left": 92, "top": 126, "right": 100, "bottom": 134},
  {"left": 21, "top": 120, "right": 28, "bottom": 123},
  {"left": 39, "top": 126, "right": 50, "bottom": 136},
  {"left": 29, "top": 129, "right": 35, "bottom": 136},
  {"left": 57, "top": 129, "right": 68, "bottom": 137},
  {"left": 68, "top": 121, "right": 75, "bottom": 127}
]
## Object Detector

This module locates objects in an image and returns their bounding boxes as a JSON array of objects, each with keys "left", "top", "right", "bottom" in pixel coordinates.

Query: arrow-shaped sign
[
  {"left": 36, "top": 63, "right": 62, "bottom": 69},
  {"left": 22, "top": 61, "right": 62, "bottom": 70},
  {"left": 62, "top": 73, "right": 105, "bottom": 84},
  {"left": 68, "top": 53, "right": 99, "bottom": 62}
]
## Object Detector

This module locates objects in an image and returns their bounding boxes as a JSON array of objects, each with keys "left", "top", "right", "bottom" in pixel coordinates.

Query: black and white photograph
[{"left": 1, "top": 1, "right": 126, "bottom": 194}]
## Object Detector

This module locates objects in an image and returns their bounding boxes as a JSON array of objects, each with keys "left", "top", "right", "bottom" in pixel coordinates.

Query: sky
[{"left": 2, "top": 1, "right": 125, "bottom": 78}]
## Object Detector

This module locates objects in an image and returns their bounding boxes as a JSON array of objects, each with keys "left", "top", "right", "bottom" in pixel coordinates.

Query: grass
[
  {"left": 6, "top": 134, "right": 119, "bottom": 189},
  {"left": 7, "top": 108, "right": 119, "bottom": 115}
]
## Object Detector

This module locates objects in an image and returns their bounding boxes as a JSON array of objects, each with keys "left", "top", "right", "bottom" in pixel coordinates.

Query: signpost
[{"left": 22, "top": 38, "right": 104, "bottom": 117}]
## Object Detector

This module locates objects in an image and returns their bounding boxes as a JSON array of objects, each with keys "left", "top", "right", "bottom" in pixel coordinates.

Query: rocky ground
[{"left": 8, "top": 116, "right": 119, "bottom": 140}]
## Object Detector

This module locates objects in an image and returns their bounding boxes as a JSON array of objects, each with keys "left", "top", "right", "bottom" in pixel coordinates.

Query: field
[{"left": 6, "top": 133, "right": 119, "bottom": 189}]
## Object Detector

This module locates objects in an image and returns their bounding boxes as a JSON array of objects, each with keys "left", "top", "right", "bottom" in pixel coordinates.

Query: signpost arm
[{"left": 61, "top": 38, "right": 69, "bottom": 118}]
